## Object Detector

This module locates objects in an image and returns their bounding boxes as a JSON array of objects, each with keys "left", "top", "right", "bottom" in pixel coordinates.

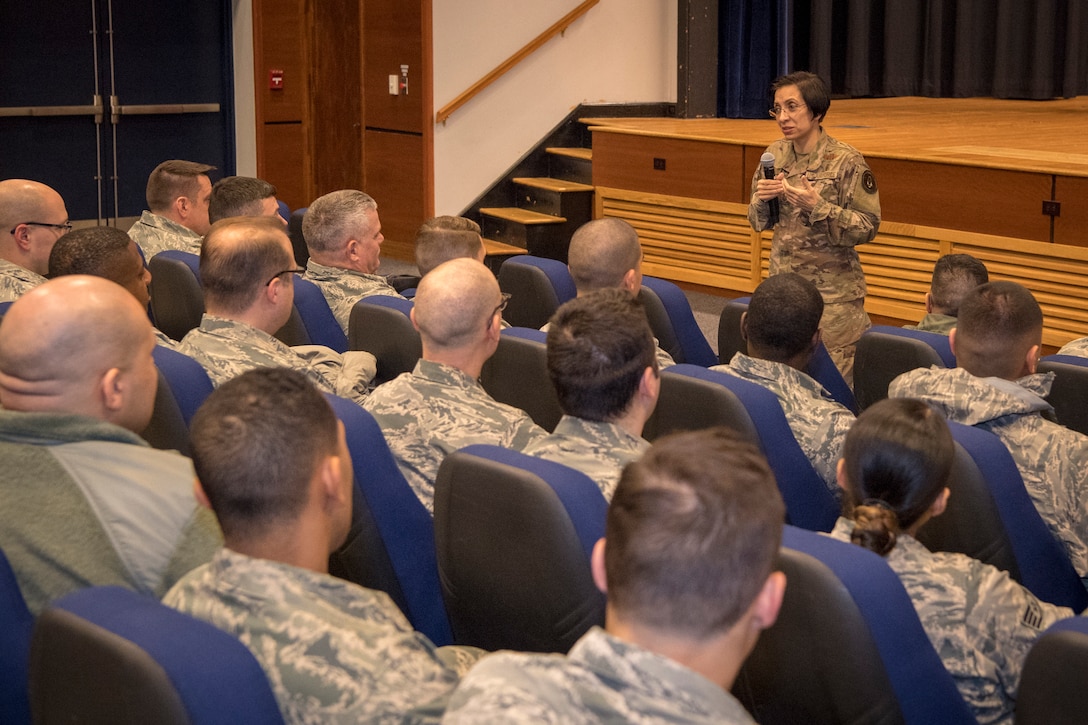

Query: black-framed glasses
[
  {"left": 490, "top": 292, "right": 512, "bottom": 322},
  {"left": 768, "top": 102, "right": 808, "bottom": 118},
  {"left": 265, "top": 267, "right": 305, "bottom": 286},
  {"left": 9, "top": 221, "right": 73, "bottom": 235}
]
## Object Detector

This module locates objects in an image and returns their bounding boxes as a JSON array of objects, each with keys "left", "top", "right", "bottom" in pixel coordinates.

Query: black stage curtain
[{"left": 795, "top": 0, "right": 1088, "bottom": 99}]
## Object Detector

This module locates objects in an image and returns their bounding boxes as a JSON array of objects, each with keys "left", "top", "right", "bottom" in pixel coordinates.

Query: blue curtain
[{"left": 718, "top": 0, "right": 792, "bottom": 118}]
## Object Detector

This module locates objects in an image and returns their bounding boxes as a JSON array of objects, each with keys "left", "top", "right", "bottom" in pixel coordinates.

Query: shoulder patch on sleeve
[
  {"left": 1022, "top": 598, "right": 1044, "bottom": 630},
  {"left": 862, "top": 170, "right": 877, "bottom": 194}
]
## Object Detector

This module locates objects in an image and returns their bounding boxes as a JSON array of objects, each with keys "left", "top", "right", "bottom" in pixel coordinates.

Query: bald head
[
  {"left": 0, "top": 276, "right": 158, "bottom": 431},
  {"left": 568, "top": 218, "right": 643, "bottom": 294},
  {"left": 413, "top": 258, "right": 500, "bottom": 351},
  {"left": 201, "top": 216, "right": 294, "bottom": 315},
  {"left": 1, "top": 179, "right": 69, "bottom": 274}
]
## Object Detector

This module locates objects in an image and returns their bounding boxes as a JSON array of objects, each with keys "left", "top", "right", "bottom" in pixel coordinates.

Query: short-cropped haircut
[
  {"left": 414, "top": 217, "right": 483, "bottom": 277},
  {"left": 545, "top": 289, "right": 656, "bottom": 422},
  {"left": 48, "top": 225, "right": 134, "bottom": 279},
  {"left": 746, "top": 273, "right": 824, "bottom": 361},
  {"left": 929, "top": 254, "right": 989, "bottom": 316},
  {"left": 606, "top": 427, "right": 784, "bottom": 638},
  {"left": 189, "top": 368, "right": 339, "bottom": 541},
  {"left": 145, "top": 159, "right": 215, "bottom": 212},
  {"left": 209, "top": 176, "right": 277, "bottom": 224},
  {"left": 200, "top": 216, "right": 292, "bottom": 314},
  {"left": 955, "top": 281, "right": 1042, "bottom": 379}
]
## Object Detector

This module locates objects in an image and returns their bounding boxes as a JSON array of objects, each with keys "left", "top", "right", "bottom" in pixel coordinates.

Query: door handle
[{"left": 109, "top": 96, "right": 220, "bottom": 123}]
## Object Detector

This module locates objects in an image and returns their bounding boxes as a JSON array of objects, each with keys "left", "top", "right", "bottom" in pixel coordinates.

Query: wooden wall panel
[
  {"left": 310, "top": 0, "right": 363, "bottom": 196},
  {"left": 591, "top": 130, "right": 743, "bottom": 203},
  {"left": 363, "top": 1, "right": 423, "bottom": 134},
  {"left": 866, "top": 158, "right": 1052, "bottom": 242},
  {"left": 261, "top": 122, "right": 308, "bottom": 210},
  {"left": 1055, "top": 175, "right": 1088, "bottom": 247},
  {"left": 255, "top": 0, "right": 305, "bottom": 124},
  {"left": 364, "top": 128, "right": 423, "bottom": 256}
]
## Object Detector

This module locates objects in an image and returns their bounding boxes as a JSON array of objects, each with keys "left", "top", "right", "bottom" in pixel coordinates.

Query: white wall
[
  {"left": 232, "top": 0, "right": 257, "bottom": 176},
  {"left": 432, "top": 0, "right": 677, "bottom": 214}
]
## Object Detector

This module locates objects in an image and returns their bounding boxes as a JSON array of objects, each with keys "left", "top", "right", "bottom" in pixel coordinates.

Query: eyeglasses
[
  {"left": 768, "top": 102, "right": 808, "bottom": 118},
  {"left": 490, "top": 292, "right": 512, "bottom": 322},
  {"left": 265, "top": 267, "right": 305, "bottom": 286},
  {"left": 9, "top": 221, "right": 73, "bottom": 235}
]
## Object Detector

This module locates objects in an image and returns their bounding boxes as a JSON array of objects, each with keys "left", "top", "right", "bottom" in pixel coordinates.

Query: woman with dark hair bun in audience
[{"left": 831, "top": 397, "right": 1076, "bottom": 725}]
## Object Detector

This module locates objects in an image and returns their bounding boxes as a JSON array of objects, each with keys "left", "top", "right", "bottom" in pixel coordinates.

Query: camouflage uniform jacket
[
  {"left": 890, "top": 366, "right": 1088, "bottom": 576},
  {"left": 1057, "top": 336, "right": 1088, "bottom": 357},
  {"left": 129, "top": 210, "right": 203, "bottom": 258},
  {"left": 0, "top": 410, "right": 220, "bottom": 614},
  {"left": 904, "top": 313, "right": 957, "bottom": 335},
  {"left": 522, "top": 415, "right": 650, "bottom": 501},
  {"left": 363, "top": 359, "right": 548, "bottom": 512},
  {"left": 304, "top": 259, "right": 404, "bottom": 335},
  {"left": 164, "top": 548, "right": 481, "bottom": 725},
  {"left": 0, "top": 258, "right": 46, "bottom": 302},
  {"left": 177, "top": 315, "right": 376, "bottom": 406},
  {"left": 830, "top": 518, "right": 1073, "bottom": 725},
  {"left": 153, "top": 327, "right": 179, "bottom": 349},
  {"left": 748, "top": 130, "right": 881, "bottom": 304},
  {"left": 710, "top": 352, "right": 852, "bottom": 499},
  {"left": 443, "top": 626, "right": 756, "bottom": 724}
]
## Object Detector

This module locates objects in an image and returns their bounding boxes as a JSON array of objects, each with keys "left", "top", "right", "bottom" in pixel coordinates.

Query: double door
[{"left": 0, "top": 0, "right": 234, "bottom": 224}]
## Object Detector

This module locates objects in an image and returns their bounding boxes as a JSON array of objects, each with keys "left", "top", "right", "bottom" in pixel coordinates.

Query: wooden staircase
[{"left": 479, "top": 147, "right": 595, "bottom": 264}]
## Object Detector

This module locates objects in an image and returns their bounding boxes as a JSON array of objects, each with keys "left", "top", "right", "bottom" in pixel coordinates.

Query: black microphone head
[{"left": 760, "top": 152, "right": 776, "bottom": 170}]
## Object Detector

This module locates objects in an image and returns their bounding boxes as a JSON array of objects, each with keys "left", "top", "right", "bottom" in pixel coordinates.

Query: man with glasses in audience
[
  {"left": 749, "top": 71, "right": 881, "bottom": 386},
  {"left": 177, "top": 216, "right": 376, "bottom": 405},
  {"left": 364, "top": 258, "right": 546, "bottom": 513},
  {"left": 0, "top": 178, "right": 71, "bottom": 301}
]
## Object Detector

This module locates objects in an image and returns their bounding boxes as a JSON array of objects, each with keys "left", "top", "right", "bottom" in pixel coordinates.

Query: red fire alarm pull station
[{"left": 269, "top": 69, "right": 284, "bottom": 90}]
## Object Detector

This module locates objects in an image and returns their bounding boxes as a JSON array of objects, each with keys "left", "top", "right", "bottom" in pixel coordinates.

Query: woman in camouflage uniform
[{"left": 830, "top": 398, "right": 1075, "bottom": 725}]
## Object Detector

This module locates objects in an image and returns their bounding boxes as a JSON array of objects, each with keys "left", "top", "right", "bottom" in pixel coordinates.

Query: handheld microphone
[{"left": 760, "top": 152, "right": 780, "bottom": 228}]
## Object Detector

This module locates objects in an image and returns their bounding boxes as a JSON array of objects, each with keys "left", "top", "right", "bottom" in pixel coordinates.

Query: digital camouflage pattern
[
  {"left": 177, "top": 315, "right": 376, "bottom": 406},
  {"left": 443, "top": 627, "right": 757, "bottom": 725},
  {"left": 363, "top": 359, "right": 547, "bottom": 513},
  {"left": 304, "top": 259, "right": 404, "bottom": 335},
  {"left": 904, "top": 312, "right": 957, "bottom": 335},
  {"left": 523, "top": 415, "right": 650, "bottom": 501},
  {"left": 129, "top": 210, "right": 203, "bottom": 258},
  {"left": 831, "top": 518, "right": 1074, "bottom": 725},
  {"left": 890, "top": 366, "right": 1088, "bottom": 576},
  {"left": 0, "top": 258, "right": 46, "bottom": 302},
  {"left": 1056, "top": 336, "right": 1088, "bottom": 357},
  {"left": 153, "top": 327, "right": 179, "bottom": 349},
  {"left": 711, "top": 352, "right": 852, "bottom": 499},
  {"left": 164, "top": 548, "right": 481, "bottom": 725},
  {"left": 749, "top": 130, "right": 880, "bottom": 382}
]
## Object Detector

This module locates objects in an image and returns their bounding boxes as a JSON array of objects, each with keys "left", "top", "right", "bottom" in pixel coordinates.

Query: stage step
[
  {"left": 482, "top": 237, "right": 527, "bottom": 274},
  {"left": 546, "top": 146, "right": 593, "bottom": 185},
  {"left": 480, "top": 207, "right": 568, "bottom": 260}
]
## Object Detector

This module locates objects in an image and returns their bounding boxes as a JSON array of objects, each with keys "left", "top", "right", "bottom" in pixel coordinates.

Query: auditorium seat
[
  {"left": 497, "top": 254, "right": 576, "bottom": 329},
  {"left": 641, "top": 366, "right": 760, "bottom": 442},
  {"left": 434, "top": 445, "right": 606, "bottom": 653},
  {"left": 854, "top": 325, "right": 955, "bottom": 410},
  {"left": 0, "top": 545, "right": 33, "bottom": 725},
  {"left": 639, "top": 276, "right": 717, "bottom": 366},
  {"left": 286, "top": 207, "right": 308, "bottom": 267},
  {"left": 1017, "top": 617, "right": 1088, "bottom": 725},
  {"left": 1038, "top": 354, "right": 1088, "bottom": 437},
  {"left": 925, "top": 422, "right": 1087, "bottom": 612},
  {"left": 324, "top": 394, "right": 453, "bottom": 646},
  {"left": 666, "top": 365, "right": 840, "bottom": 532},
  {"left": 0, "top": 300, "right": 12, "bottom": 318},
  {"left": 479, "top": 327, "right": 561, "bottom": 431},
  {"left": 290, "top": 277, "right": 349, "bottom": 352},
  {"left": 733, "top": 526, "right": 975, "bottom": 725},
  {"left": 148, "top": 250, "right": 204, "bottom": 342},
  {"left": 348, "top": 296, "right": 420, "bottom": 385},
  {"left": 29, "top": 586, "right": 284, "bottom": 724},
  {"left": 717, "top": 296, "right": 857, "bottom": 412}
]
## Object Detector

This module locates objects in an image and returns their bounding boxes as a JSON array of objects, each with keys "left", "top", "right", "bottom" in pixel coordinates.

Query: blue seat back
[
  {"left": 855, "top": 325, "right": 955, "bottom": 410},
  {"left": 30, "top": 586, "right": 283, "bottom": 724},
  {"left": 737, "top": 527, "right": 975, "bottom": 725},
  {"left": 324, "top": 395, "right": 453, "bottom": 645},
  {"left": 152, "top": 346, "right": 214, "bottom": 426},
  {"left": 718, "top": 296, "right": 856, "bottom": 412},
  {"left": 348, "top": 296, "right": 420, "bottom": 385},
  {"left": 148, "top": 250, "right": 204, "bottom": 342},
  {"left": 947, "top": 422, "right": 1088, "bottom": 611},
  {"left": 497, "top": 254, "right": 576, "bottom": 329},
  {"left": 640, "top": 276, "right": 716, "bottom": 366},
  {"left": 669, "top": 365, "right": 840, "bottom": 531},
  {"left": 0, "top": 546, "right": 33, "bottom": 724},
  {"left": 1039, "top": 354, "right": 1088, "bottom": 437},
  {"left": 292, "top": 277, "right": 348, "bottom": 352},
  {"left": 287, "top": 207, "right": 308, "bottom": 267},
  {"left": 434, "top": 445, "right": 607, "bottom": 652},
  {"left": 1018, "top": 617, "right": 1088, "bottom": 725},
  {"left": 276, "top": 199, "right": 290, "bottom": 223},
  {"left": 480, "top": 327, "right": 560, "bottom": 431}
]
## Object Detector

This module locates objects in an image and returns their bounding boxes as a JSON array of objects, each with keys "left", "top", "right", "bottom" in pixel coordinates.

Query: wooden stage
[{"left": 584, "top": 97, "right": 1088, "bottom": 346}]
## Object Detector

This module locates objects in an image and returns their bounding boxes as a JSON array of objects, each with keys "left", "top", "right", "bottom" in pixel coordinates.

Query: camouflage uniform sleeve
[
  {"left": 966, "top": 561, "right": 1074, "bottom": 701},
  {"left": 506, "top": 414, "right": 550, "bottom": 452},
  {"left": 442, "top": 653, "right": 578, "bottom": 725},
  {"left": 747, "top": 164, "right": 774, "bottom": 232},
  {"left": 293, "top": 345, "right": 377, "bottom": 405},
  {"left": 807, "top": 153, "right": 881, "bottom": 248}
]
